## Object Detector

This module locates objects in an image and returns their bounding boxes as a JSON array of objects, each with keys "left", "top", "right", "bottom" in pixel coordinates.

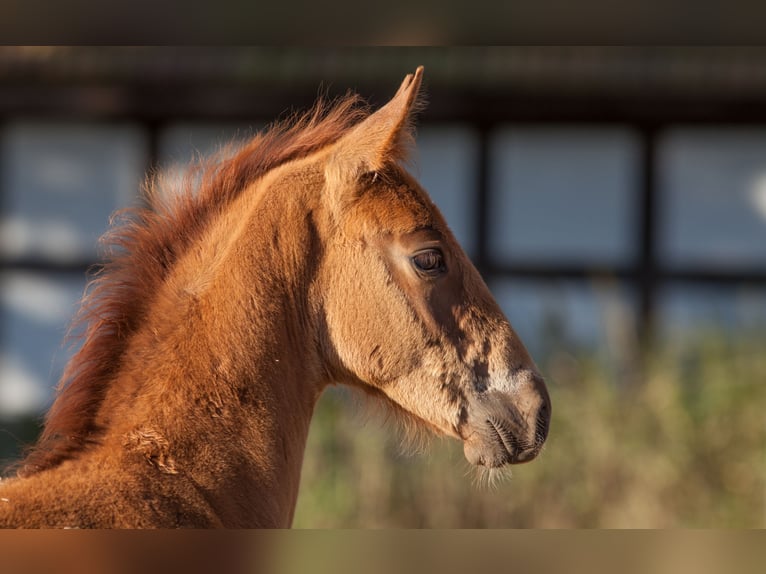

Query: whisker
[
  {"left": 474, "top": 465, "right": 513, "bottom": 491},
  {"left": 488, "top": 416, "right": 523, "bottom": 453}
]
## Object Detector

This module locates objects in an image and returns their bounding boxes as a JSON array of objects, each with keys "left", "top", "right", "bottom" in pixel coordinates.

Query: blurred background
[{"left": 0, "top": 46, "right": 763, "bottom": 527}]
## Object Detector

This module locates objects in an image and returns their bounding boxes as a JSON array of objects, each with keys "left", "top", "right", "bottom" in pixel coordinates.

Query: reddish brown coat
[{"left": 0, "top": 68, "right": 550, "bottom": 528}]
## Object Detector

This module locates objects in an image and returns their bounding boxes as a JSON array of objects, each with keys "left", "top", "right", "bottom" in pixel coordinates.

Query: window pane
[
  {"left": 416, "top": 126, "right": 479, "bottom": 257},
  {"left": 658, "top": 128, "right": 766, "bottom": 268},
  {"left": 0, "top": 271, "right": 86, "bottom": 417},
  {"left": 490, "top": 278, "right": 638, "bottom": 361},
  {"left": 0, "top": 123, "right": 148, "bottom": 262},
  {"left": 489, "top": 127, "right": 639, "bottom": 265},
  {"left": 657, "top": 283, "right": 766, "bottom": 340}
]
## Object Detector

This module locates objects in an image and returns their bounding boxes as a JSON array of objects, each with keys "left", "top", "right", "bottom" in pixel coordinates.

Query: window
[
  {"left": 415, "top": 125, "right": 480, "bottom": 258},
  {"left": 488, "top": 127, "right": 640, "bottom": 265},
  {"left": 0, "top": 272, "right": 85, "bottom": 417},
  {"left": 490, "top": 278, "right": 638, "bottom": 360},
  {"left": 658, "top": 128, "right": 766, "bottom": 269},
  {"left": 1, "top": 122, "right": 148, "bottom": 262},
  {"left": 0, "top": 122, "right": 148, "bottom": 417}
]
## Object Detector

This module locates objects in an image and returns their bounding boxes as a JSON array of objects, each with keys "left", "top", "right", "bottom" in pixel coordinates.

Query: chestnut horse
[{"left": 0, "top": 67, "right": 550, "bottom": 528}]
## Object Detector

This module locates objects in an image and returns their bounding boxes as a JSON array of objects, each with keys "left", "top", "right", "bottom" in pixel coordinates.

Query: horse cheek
[{"left": 323, "top": 261, "right": 419, "bottom": 387}]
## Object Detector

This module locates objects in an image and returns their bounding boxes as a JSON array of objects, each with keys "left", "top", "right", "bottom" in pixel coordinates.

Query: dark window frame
[{"left": 3, "top": 85, "right": 766, "bottom": 349}]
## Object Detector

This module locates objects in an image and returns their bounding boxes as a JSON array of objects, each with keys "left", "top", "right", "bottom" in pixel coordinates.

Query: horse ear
[{"left": 325, "top": 66, "right": 424, "bottom": 202}]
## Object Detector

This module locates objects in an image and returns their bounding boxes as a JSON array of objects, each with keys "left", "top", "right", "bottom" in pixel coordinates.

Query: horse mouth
[
  {"left": 462, "top": 400, "right": 549, "bottom": 468},
  {"left": 482, "top": 417, "right": 542, "bottom": 467},
  {"left": 485, "top": 417, "right": 519, "bottom": 466},
  {"left": 485, "top": 417, "right": 513, "bottom": 457}
]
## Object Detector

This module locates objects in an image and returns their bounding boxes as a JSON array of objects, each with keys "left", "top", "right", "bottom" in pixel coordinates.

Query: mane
[{"left": 17, "top": 91, "right": 371, "bottom": 477}]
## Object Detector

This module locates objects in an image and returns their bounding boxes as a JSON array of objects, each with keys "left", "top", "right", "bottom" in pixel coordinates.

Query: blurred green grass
[{"left": 293, "top": 332, "right": 766, "bottom": 528}]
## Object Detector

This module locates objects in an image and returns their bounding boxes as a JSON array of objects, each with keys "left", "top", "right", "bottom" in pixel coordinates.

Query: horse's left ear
[{"left": 325, "top": 66, "right": 424, "bottom": 200}]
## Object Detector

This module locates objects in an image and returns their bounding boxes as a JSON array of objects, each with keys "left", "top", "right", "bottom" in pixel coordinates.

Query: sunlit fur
[
  {"left": 0, "top": 68, "right": 549, "bottom": 528},
  {"left": 341, "top": 385, "right": 434, "bottom": 459}
]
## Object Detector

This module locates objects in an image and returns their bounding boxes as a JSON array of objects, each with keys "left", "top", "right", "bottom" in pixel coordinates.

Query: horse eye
[{"left": 412, "top": 249, "right": 445, "bottom": 275}]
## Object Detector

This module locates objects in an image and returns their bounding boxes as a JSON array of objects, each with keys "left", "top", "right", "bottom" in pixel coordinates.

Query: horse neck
[{"left": 97, "top": 170, "right": 328, "bottom": 526}]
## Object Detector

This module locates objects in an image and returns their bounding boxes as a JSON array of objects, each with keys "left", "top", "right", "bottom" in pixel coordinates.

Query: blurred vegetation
[
  {"left": 0, "top": 332, "right": 763, "bottom": 528},
  {"left": 293, "top": 332, "right": 765, "bottom": 528}
]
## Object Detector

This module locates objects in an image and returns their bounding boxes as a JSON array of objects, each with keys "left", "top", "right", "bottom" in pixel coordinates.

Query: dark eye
[{"left": 411, "top": 249, "right": 445, "bottom": 276}]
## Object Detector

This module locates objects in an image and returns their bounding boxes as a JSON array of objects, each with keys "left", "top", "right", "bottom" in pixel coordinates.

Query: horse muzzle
[{"left": 461, "top": 375, "right": 551, "bottom": 467}]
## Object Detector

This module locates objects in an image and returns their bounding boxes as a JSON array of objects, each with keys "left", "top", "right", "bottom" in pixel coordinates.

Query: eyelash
[{"left": 411, "top": 249, "right": 445, "bottom": 276}]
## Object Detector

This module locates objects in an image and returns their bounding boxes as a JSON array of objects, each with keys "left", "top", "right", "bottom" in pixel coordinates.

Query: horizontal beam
[
  {"left": 4, "top": 258, "right": 766, "bottom": 286},
  {"left": 4, "top": 84, "right": 766, "bottom": 125}
]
